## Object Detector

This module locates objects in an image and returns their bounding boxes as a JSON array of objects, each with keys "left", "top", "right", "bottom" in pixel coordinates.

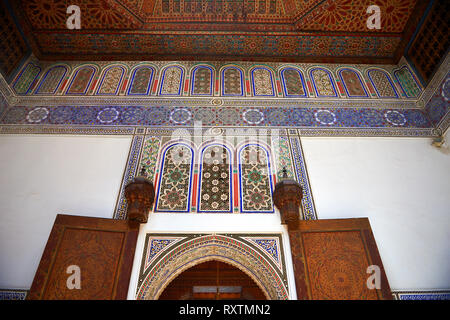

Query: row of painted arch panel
[
  {"left": 12, "top": 62, "right": 423, "bottom": 99},
  {"left": 151, "top": 141, "right": 279, "bottom": 214}
]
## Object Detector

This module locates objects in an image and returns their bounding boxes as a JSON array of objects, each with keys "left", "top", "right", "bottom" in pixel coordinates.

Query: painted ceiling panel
[{"left": 10, "top": 0, "right": 429, "bottom": 63}]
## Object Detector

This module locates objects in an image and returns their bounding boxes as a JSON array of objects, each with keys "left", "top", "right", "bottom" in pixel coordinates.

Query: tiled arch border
[{"left": 135, "top": 233, "right": 289, "bottom": 300}]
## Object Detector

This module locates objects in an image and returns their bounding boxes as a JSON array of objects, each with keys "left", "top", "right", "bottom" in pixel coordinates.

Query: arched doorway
[
  {"left": 159, "top": 260, "right": 266, "bottom": 300},
  {"left": 136, "top": 234, "right": 289, "bottom": 300}
]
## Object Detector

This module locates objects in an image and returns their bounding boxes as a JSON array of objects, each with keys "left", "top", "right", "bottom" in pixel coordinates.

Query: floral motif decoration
[
  {"left": 139, "top": 136, "right": 161, "bottom": 182},
  {"left": 281, "top": 68, "right": 306, "bottom": 97},
  {"left": 239, "top": 145, "right": 274, "bottom": 212},
  {"left": 13, "top": 63, "right": 41, "bottom": 95},
  {"left": 243, "top": 236, "right": 283, "bottom": 273},
  {"left": 192, "top": 66, "right": 213, "bottom": 95},
  {"left": 97, "top": 107, "right": 119, "bottom": 123},
  {"left": 384, "top": 110, "right": 406, "bottom": 126},
  {"left": 160, "top": 66, "right": 183, "bottom": 95},
  {"left": 243, "top": 108, "right": 264, "bottom": 125},
  {"left": 23, "top": 0, "right": 67, "bottom": 29},
  {"left": 143, "top": 236, "right": 185, "bottom": 273},
  {"left": 252, "top": 68, "right": 274, "bottom": 96},
  {"left": 66, "top": 66, "right": 95, "bottom": 94},
  {"left": 198, "top": 145, "right": 232, "bottom": 212},
  {"left": 310, "top": 68, "right": 337, "bottom": 97},
  {"left": 35, "top": 65, "right": 67, "bottom": 94},
  {"left": 156, "top": 144, "right": 193, "bottom": 212},
  {"left": 128, "top": 66, "right": 154, "bottom": 95},
  {"left": 136, "top": 234, "right": 289, "bottom": 300},
  {"left": 222, "top": 67, "right": 243, "bottom": 96},
  {"left": 367, "top": 69, "right": 398, "bottom": 98},
  {"left": 299, "top": 0, "right": 416, "bottom": 33},
  {"left": 26, "top": 107, "right": 49, "bottom": 123},
  {"left": 315, "top": 109, "right": 337, "bottom": 125},
  {"left": 24, "top": 0, "right": 141, "bottom": 30},
  {"left": 97, "top": 66, "right": 124, "bottom": 95},
  {"left": 394, "top": 66, "right": 421, "bottom": 98},
  {"left": 339, "top": 69, "right": 368, "bottom": 97},
  {"left": 271, "top": 136, "right": 295, "bottom": 180}
]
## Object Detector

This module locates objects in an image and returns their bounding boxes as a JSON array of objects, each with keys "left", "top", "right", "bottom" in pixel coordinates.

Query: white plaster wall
[
  {"left": 301, "top": 136, "right": 450, "bottom": 291},
  {"left": 0, "top": 135, "right": 132, "bottom": 290}
]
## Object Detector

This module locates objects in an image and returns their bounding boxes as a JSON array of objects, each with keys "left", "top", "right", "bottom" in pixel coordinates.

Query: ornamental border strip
[
  {"left": 392, "top": 290, "right": 450, "bottom": 300},
  {"left": 6, "top": 96, "right": 420, "bottom": 109},
  {"left": 0, "top": 289, "right": 28, "bottom": 300},
  {"left": 0, "top": 105, "right": 435, "bottom": 135},
  {"left": 113, "top": 135, "right": 145, "bottom": 220},
  {"left": 0, "top": 125, "right": 438, "bottom": 138},
  {"left": 0, "top": 54, "right": 449, "bottom": 138}
]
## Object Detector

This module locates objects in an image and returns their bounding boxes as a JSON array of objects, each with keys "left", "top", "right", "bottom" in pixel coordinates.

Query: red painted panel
[
  {"left": 89, "top": 79, "right": 98, "bottom": 93},
  {"left": 233, "top": 173, "right": 239, "bottom": 209},
  {"left": 59, "top": 79, "right": 68, "bottom": 93},
  {"left": 192, "top": 173, "right": 198, "bottom": 208},
  {"left": 276, "top": 80, "right": 282, "bottom": 95},
  {"left": 152, "top": 79, "right": 158, "bottom": 94},
  {"left": 366, "top": 81, "right": 375, "bottom": 95},
  {"left": 121, "top": 78, "right": 128, "bottom": 93},
  {"left": 184, "top": 79, "right": 189, "bottom": 93},
  {"left": 307, "top": 80, "right": 313, "bottom": 95},
  {"left": 245, "top": 80, "right": 251, "bottom": 94},
  {"left": 337, "top": 81, "right": 344, "bottom": 95}
]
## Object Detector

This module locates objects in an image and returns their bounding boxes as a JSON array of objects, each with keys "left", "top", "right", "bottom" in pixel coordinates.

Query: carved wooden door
[
  {"left": 27, "top": 214, "right": 139, "bottom": 300},
  {"left": 288, "top": 218, "right": 392, "bottom": 300}
]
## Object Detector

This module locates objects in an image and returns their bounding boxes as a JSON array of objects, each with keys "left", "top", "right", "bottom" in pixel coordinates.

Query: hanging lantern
[
  {"left": 273, "top": 167, "right": 304, "bottom": 225},
  {"left": 124, "top": 167, "right": 155, "bottom": 226}
]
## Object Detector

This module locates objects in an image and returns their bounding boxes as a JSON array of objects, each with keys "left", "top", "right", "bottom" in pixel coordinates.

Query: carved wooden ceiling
[{"left": 9, "top": 0, "right": 430, "bottom": 63}]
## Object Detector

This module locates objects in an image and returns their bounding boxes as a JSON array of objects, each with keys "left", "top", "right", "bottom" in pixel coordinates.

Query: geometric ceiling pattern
[
  {"left": 0, "top": 1, "right": 29, "bottom": 79},
  {"left": 406, "top": 0, "right": 450, "bottom": 84},
  {"left": 10, "top": 0, "right": 430, "bottom": 63}
]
